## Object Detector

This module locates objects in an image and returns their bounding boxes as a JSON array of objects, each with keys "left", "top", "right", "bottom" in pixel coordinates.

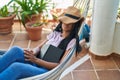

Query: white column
[
  {"left": 112, "top": 22, "right": 120, "bottom": 55},
  {"left": 90, "top": 0, "right": 119, "bottom": 56}
]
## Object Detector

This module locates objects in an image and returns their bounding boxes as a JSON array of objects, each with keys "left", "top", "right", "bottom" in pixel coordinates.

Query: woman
[{"left": 0, "top": 6, "right": 84, "bottom": 80}]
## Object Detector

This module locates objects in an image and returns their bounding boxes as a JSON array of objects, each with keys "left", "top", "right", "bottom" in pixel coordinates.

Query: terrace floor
[{"left": 0, "top": 21, "right": 120, "bottom": 80}]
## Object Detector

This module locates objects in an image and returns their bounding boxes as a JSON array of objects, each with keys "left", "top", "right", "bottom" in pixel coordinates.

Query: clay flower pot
[
  {"left": 25, "top": 21, "right": 43, "bottom": 41},
  {"left": 0, "top": 14, "right": 16, "bottom": 34}
]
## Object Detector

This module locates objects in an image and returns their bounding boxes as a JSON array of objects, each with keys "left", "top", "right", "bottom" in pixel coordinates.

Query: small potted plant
[
  {"left": 25, "top": 21, "right": 44, "bottom": 41},
  {"left": 9, "top": 0, "right": 50, "bottom": 26},
  {"left": 9, "top": 0, "right": 50, "bottom": 40},
  {"left": 0, "top": 4, "right": 17, "bottom": 34}
]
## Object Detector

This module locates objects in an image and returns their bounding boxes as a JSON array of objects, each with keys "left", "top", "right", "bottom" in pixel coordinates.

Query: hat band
[{"left": 65, "top": 14, "right": 80, "bottom": 20}]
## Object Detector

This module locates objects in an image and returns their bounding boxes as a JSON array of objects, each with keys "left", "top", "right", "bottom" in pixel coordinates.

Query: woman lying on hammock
[{"left": 0, "top": 6, "right": 84, "bottom": 80}]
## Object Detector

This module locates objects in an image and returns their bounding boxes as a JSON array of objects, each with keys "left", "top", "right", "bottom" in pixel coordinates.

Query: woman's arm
[
  {"left": 24, "top": 50, "right": 59, "bottom": 70},
  {"left": 34, "top": 58, "right": 59, "bottom": 70},
  {"left": 24, "top": 47, "right": 71, "bottom": 70},
  {"left": 24, "top": 49, "right": 71, "bottom": 70},
  {"left": 34, "top": 49, "right": 72, "bottom": 69},
  {"left": 32, "top": 39, "right": 48, "bottom": 55}
]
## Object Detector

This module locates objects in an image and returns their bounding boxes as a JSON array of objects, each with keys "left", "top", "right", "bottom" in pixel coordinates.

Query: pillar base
[
  {"left": 89, "top": 50, "right": 111, "bottom": 60},
  {"left": 89, "top": 49, "right": 120, "bottom": 60}
]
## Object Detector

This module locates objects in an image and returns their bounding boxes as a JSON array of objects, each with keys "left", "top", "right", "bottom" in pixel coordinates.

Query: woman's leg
[
  {"left": 0, "top": 62, "right": 48, "bottom": 80},
  {"left": 0, "top": 46, "right": 25, "bottom": 72},
  {"left": 0, "top": 50, "right": 6, "bottom": 55}
]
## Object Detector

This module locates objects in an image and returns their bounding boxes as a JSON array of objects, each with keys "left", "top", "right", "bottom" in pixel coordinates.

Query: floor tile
[
  {"left": 12, "top": 41, "right": 29, "bottom": 48},
  {"left": 12, "top": 33, "right": 29, "bottom": 48},
  {"left": 0, "top": 41, "right": 11, "bottom": 50},
  {"left": 97, "top": 70, "right": 120, "bottom": 80},
  {"left": 92, "top": 57, "right": 118, "bottom": 69},
  {"left": 72, "top": 70, "right": 98, "bottom": 80},
  {"left": 15, "top": 33, "right": 29, "bottom": 40},
  {"left": 0, "top": 33, "right": 15, "bottom": 41},
  {"left": 75, "top": 59, "right": 94, "bottom": 70},
  {"left": 112, "top": 55, "right": 120, "bottom": 69},
  {"left": 13, "top": 21, "right": 25, "bottom": 31}
]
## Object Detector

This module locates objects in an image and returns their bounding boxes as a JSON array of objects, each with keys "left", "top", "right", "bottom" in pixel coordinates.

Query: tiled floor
[{"left": 0, "top": 22, "right": 120, "bottom": 80}]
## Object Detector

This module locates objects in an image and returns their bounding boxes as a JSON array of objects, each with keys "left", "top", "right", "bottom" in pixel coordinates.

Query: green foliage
[
  {"left": 0, "top": 5, "right": 9, "bottom": 17},
  {"left": 31, "top": 22, "right": 44, "bottom": 27},
  {"left": 8, "top": 0, "right": 50, "bottom": 27},
  {"left": 0, "top": 3, "right": 18, "bottom": 17},
  {"left": 117, "top": 8, "right": 120, "bottom": 19}
]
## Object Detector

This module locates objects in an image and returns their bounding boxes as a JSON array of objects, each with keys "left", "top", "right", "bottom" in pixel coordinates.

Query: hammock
[{"left": 0, "top": 0, "right": 90, "bottom": 80}]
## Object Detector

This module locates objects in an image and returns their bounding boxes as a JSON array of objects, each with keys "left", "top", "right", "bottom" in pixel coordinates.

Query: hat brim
[{"left": 58, "top": 14, "right": 80, "bottom": 24}]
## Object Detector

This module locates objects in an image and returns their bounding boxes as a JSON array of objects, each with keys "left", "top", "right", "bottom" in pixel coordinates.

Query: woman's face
[{"left": 62, "top": 23, "right": 74, "bottom": 32}]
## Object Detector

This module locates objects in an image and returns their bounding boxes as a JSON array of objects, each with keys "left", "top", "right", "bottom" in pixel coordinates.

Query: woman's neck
[{"left": 61, "top": 31, "right": 70, "bottom": 38}]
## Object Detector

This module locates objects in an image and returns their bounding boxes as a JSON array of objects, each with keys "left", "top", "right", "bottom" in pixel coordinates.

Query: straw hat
[{"left": 58, "top": 6, "right": 81, "bottom": 24}]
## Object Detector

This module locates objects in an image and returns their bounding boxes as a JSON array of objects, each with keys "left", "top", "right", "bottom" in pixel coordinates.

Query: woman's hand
[
  {"left": 24, "top": 50, "right": 38, "bottom": 62},
  {"left": 24, "top": 49, "right": 59, "bottom": 70}
]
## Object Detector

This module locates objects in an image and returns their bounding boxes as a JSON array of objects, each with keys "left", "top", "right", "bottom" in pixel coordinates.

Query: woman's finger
[{"left": 24, "top": 50, "right": 34, "bottom": 55}]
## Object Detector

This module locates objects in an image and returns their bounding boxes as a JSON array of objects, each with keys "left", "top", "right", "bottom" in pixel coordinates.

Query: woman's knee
[
  {"left": 8, "top": 46, "right": 24, "bottom": 56},
  {"left": 5, "top": 46, "right": 24, "bottom": 61},
  {"left": 10, "top": 46, "right": 23, "bottom": 52}
]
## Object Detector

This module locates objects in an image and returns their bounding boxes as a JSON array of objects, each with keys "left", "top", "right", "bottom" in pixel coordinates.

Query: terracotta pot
[
  {"left": 0, "top": 14, "right": 16, "bottom": 34},
  {"left": 25, "top": 21, "right": 43, "bottom": 41}
]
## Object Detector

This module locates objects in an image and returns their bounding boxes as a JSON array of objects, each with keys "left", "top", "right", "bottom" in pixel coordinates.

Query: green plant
[
  {"left": 0, "top": 4, "right": 18, "bottom": 17},
  {"left": 30, "top": 22, "right": 44, "bottom": 27},
  {"left": 0, "top": 5, "right": 9, "bottom": 17},
  {"left": 8, "top": 0, "right": 50, "bottom": 27},
  {"left": 117, "top": 8, "right": 120, "bottom": 19}
]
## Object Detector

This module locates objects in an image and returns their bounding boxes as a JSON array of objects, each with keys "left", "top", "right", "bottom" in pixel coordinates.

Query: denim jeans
[
  {"left": 0, "top": 46, "right": 48, "bottom": 80},
  {"left": 79, "top": 24, "right": 90, "bottom": 42},
  {"left": 0, "top": 50, "right": 6, "bottom": 55}
]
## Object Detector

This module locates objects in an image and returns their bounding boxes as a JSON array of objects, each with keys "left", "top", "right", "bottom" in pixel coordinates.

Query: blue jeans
[
  {"left": 0, "top": 46, "right": 48, "bottom": 80},
  {"left": 79, "top": 24, "right": 90, "bottom": 42}
]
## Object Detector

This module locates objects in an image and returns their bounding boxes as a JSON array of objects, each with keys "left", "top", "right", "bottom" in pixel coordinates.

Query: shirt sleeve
[{"left": 66, "top": 38, "right": 76, "bottom": 50}]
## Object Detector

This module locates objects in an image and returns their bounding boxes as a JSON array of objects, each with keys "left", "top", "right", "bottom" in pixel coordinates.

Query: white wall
[
  {"left": 52, "top": 0, "right": 73, "bottom": 8},
  {"left": 0, "top": 0, "right": 11, "bottom": 8},
  {"left": 0, "top": 0, "right": 73, "bottom": 8}
]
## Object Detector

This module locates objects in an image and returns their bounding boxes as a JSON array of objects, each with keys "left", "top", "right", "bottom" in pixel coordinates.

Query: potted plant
[
  {"left": 0, "top": 4, "right": 17, "bottom": 34},
  {"left": 117, "top": 8, "right": 120, "bottom": 19},
  {"left": 25, "top": 21, "right": 44, "bottom": 40},
  {"left": 9, "top": 0, "right": 50, "bottom": 40},
  {"left": 9, "top": 0, "right": 50, "bottom": 26}
]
